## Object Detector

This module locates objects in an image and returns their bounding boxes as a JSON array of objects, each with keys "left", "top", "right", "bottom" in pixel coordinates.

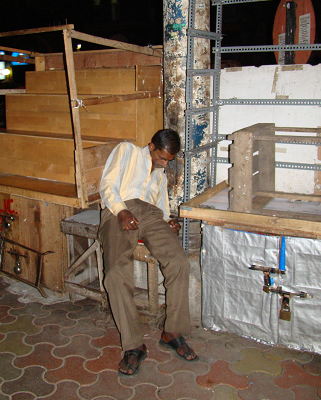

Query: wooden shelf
[{"left": 0, "top": 174, "right": 80, "bottom": 207}]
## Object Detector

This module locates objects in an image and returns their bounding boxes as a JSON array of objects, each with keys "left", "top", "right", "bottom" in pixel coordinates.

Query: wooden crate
[
  {"left": 180, "top": 124, "right": 321, "bottom": 240},
  {"left": 5, "top": 94, "right": 161, "bottom": 144},
  {"left": 228, "top": 123, "right": 321, "bottom": 214},
  {"left": 25, "top": 65, "right": 162, "bottom": 95},
  {"left": 0, "top": 28, "right": 164, "bottom": 297}
]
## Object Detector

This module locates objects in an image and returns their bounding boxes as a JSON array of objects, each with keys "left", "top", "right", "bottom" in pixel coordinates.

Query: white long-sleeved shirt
[{"left": 99, "top": 142, "right": 170, "bottom": 220}]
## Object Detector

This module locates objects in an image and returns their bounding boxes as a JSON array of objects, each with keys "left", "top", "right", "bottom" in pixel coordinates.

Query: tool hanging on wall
[
  {"left": 7, "top": 249, "right": 27, "bottom": 275},
  {"left": 0, "top": 236, "right": 54, "bottom": 298}
]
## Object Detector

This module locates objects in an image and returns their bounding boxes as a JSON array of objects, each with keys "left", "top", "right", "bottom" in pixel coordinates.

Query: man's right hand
[{"left": 118, "top": 209, "right": 139, "bottom": 231}]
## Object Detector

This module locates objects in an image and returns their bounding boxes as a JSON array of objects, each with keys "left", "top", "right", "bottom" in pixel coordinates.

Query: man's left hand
[{"left": 168, "top": 219, "right": 181, "bottom": 235}]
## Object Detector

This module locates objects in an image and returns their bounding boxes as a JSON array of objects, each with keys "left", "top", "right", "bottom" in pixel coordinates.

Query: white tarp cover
[{"left": 201, "top": 224, "right": 321, "bottom": 354}]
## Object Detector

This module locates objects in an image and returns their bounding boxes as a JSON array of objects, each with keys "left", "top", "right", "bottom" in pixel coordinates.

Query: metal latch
[
  {"left": 265, "top": 286, "right": 313, "bottom": 321},
  {"left": 249, "top": 264, "right": 286, "bottom": 292}
]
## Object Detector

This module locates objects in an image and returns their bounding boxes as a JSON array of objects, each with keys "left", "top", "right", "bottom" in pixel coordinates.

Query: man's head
[{"left": 149, "top": 129, "right": 180, "bottom": 170}]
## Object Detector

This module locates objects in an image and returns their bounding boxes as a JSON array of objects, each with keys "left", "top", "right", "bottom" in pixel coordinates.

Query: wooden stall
[
  {"left": 181, "top": 123, "right": 321, "bottom": 239},
  {"left": 0, "top": 25, "right": 163, "bottom": 294},
  {"left": 180, "top": 123, "right": 321, "bottom": 352}
]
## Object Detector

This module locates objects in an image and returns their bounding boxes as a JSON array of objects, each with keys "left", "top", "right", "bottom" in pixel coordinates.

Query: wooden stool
[{"left": 61, "top": 210, "right": 162, "bottom": 323}]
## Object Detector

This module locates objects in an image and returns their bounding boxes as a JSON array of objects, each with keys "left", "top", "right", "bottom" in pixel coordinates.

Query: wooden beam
[
  {"left": 70, "top": 30, "right": 163, "bottom": 58},
  {"left": 0, "top": 25, "right": 74, "bottom": 37},
  {"left": 0, "top": 54, "right": 35, "bottom": 64},
  {"left": 252, "top": 134, "right": 321, "bottom": 144},
  {"left": 0, "top": 89, "right": 26, "bottom": 94},
  {"left": 0, "top": 46, "right": 39, "bottom": 55},
  {"left": 180, "top": 206, "right": 321, "bottom": 239},
  {"left": 0, "top": 184, "right": 80, "bottom": 208},
  {"left": 276, "top": 127, "right": 321, "bottom": 133},
  {"left": 255, "top": 190, "right": 321, "bottom": 202},
  {"left": 76, "top": 91, "right": 161, "bottom": 107},
  {"left": 63, "top": 28, "right": 88, "bottom": 208},
  {"left": 180, "top": 180, "right": 229, "bottom": 208}
]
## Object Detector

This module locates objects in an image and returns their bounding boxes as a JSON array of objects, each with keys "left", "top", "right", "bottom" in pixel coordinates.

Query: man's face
[{"left": 149, "top": 143, "right": 176, "bottom": 170}]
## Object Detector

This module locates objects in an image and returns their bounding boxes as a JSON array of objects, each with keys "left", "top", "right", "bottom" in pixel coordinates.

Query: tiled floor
[{"left": 0, "top": 275, "right": 320, "bottom": 400}]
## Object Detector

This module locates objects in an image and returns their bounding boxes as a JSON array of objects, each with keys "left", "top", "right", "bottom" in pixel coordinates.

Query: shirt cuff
[{"left": 112, "top": 202, "right": 128, "bottom": 216}]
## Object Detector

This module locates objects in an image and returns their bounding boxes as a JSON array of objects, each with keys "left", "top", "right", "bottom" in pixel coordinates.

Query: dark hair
[{"left": 151, "top": 129, "right": 181, "bottom": 155}]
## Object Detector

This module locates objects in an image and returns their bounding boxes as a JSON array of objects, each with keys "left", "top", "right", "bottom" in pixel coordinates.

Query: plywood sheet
[
  {"left": 6, "top": 94, "right": 136, "bottom": 114},
  {"left": 1, "top": 196, "right": 73, "bottom": 291},
  {"left": 136, "top": 97, "right": 163, "bottom": 147},
  {"left": 41, "top": 47, "right": 162, "bottom": 70},
  {"left": 6, "top": 110, "right": 137, "bottom": 139},
  {"left": 136, "top": 65, "right": 163, "bottom": 92},
  {"left": 25, "top": 68, "right": 137, "bottom": 95}
]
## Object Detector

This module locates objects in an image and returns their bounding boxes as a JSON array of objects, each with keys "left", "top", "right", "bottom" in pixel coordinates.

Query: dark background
[{"left": 0, "top": 0, "right": 320, "bottom": 85}]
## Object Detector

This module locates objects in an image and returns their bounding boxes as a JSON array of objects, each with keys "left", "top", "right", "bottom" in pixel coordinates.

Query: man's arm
[{"left": 99, "top": 142, "right": 129, "bottom": 216}]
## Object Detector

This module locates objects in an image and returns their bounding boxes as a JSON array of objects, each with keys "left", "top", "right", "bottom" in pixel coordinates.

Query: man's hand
[
  {"left": 118, "top": 209, "right": 139, "bottom": 231},
  {"left": 168, "top": 219, "right": 181, "bottom": 235}
]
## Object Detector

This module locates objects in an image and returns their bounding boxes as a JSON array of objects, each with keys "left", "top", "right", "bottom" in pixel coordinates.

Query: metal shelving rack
[{"left": 183, "top": 0, "right": 321, "bottom": 253}]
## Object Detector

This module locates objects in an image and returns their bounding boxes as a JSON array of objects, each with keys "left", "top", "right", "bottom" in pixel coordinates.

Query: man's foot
[
  {"left": 159, "top": 332, "right": 199, "bottom": 362},
  {"left": 118, "top": 344, "right": 147, "bottom": 378}
]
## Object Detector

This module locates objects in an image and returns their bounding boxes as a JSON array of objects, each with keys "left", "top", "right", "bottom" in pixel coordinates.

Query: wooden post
[
  {"left": 228, "top": 129, "right": 253, "bottom": 213},
  {"left": 254, "top": 123, "right": 276, "bottom": 194},
  {"left": 63, "top": 28, "right": 88, "bottom": 208}
]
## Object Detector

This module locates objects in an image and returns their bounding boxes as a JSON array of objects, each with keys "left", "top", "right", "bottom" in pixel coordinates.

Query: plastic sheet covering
[{"left": 201, "top": 224, "right": 321, "bottom": 354}]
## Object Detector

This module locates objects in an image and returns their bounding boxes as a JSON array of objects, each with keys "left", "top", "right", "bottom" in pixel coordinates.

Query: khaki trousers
[{"left": 98, "top": 199, "right": 191, "bottom": 351}]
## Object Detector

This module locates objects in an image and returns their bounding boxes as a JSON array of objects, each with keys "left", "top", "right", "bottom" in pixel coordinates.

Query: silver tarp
[{"left": 201, "top": 224, "right": 321, "bottom": 354}]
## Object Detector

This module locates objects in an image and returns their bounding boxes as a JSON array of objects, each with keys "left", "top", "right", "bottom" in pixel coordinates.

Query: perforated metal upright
[
  {"left": 183, "top": 0, "right": 223, "bottom": 253},
  {"left": 182, "top": 0, "right": 321, "bottom": 254}
]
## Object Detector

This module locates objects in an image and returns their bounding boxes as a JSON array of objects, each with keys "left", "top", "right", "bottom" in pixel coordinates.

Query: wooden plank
[
  {"left": 35, "top": 56, "right": 45, "bottom": 72},
  {"left": 252, "top": 196, "right": 273, "bottom": 211},
  {"left": 0, "top": 133, "right": 75, "bottom": 166},
  {"left": 181, "top": 180, "right": 229, "bottom": 208},
  {"left": 1, "top": 129, "right": 125, "bottom": 144},
  {"left": 0, "top": 157, "right": 75, "bottom": 184},
  {"left": 136, "top": 97, "right": 163, "bottom": 147},
  {"left": 0, "top": 89, "right": 26, "bottom": 94},
  {"left": 276, "top": 127, "right": 321, "bottom": 133},
  {"left": 0, "top": 174, "right": 77, "bottom": 197},
  {"left": 41, "top": 47, "right": 162, "bottom": 70},
  {"left": 63, "top": 28, "right": 87, "bottom": 208},
  {"left": 228, "top": 129, "right": 253, "bottom": 212},
  {"left": 256, "top": 208, "right": 321, "bottom": 222},
  {"left": 83, "top": 142, "right": 120, "bottom": 196},
  {"left": 0, "top": 46, "right": 39, "bottom": 55},
  {"left": 136, "top": 65, "right": 163, "bottom": 92},
  {"left": 0, "top": 132, "right": 88, "bottom": 185},
  {"left": 80, "top": 91, "right": 161, "bottom": 107},
  {"left": 70, "top": 30, "right": 163, "bottom": 58},
  {"left": 0, "top": 25, "right": 74, "bottom": 37},
  {"left": 255, "top": 123, "right": 275, "bottom": 193},
  {"left": 253, "top": 134, "right": 321, "bottom": 144},
  {"left": 255, "top": 190, "right": 321, "bottom": 202},
  {"left": 180, "top": 205, "right": 321, "bottom": 239},
  {"left": 0, "top": 54, "right": 35, "bottom": 64},
  {"left": 5, "top": 93, "right": 137, "bottom": 114},
  {"left": 6, "top": 110, "right": 137, "bottom": 138},
  {"left": 228, "top": 123, "right": 275, "bottom": 141},
  {"left": 0, "top": 180, "right": 79, "bottom": 208},
  {"left": 25, "top": 68, "right": 136, "bottom": 95},
  {"left": 7, "top": 195, "right": 74, "bottom": 292},
  {"left": 83, "top": 142, "right": 120, "bottom": 170}
]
